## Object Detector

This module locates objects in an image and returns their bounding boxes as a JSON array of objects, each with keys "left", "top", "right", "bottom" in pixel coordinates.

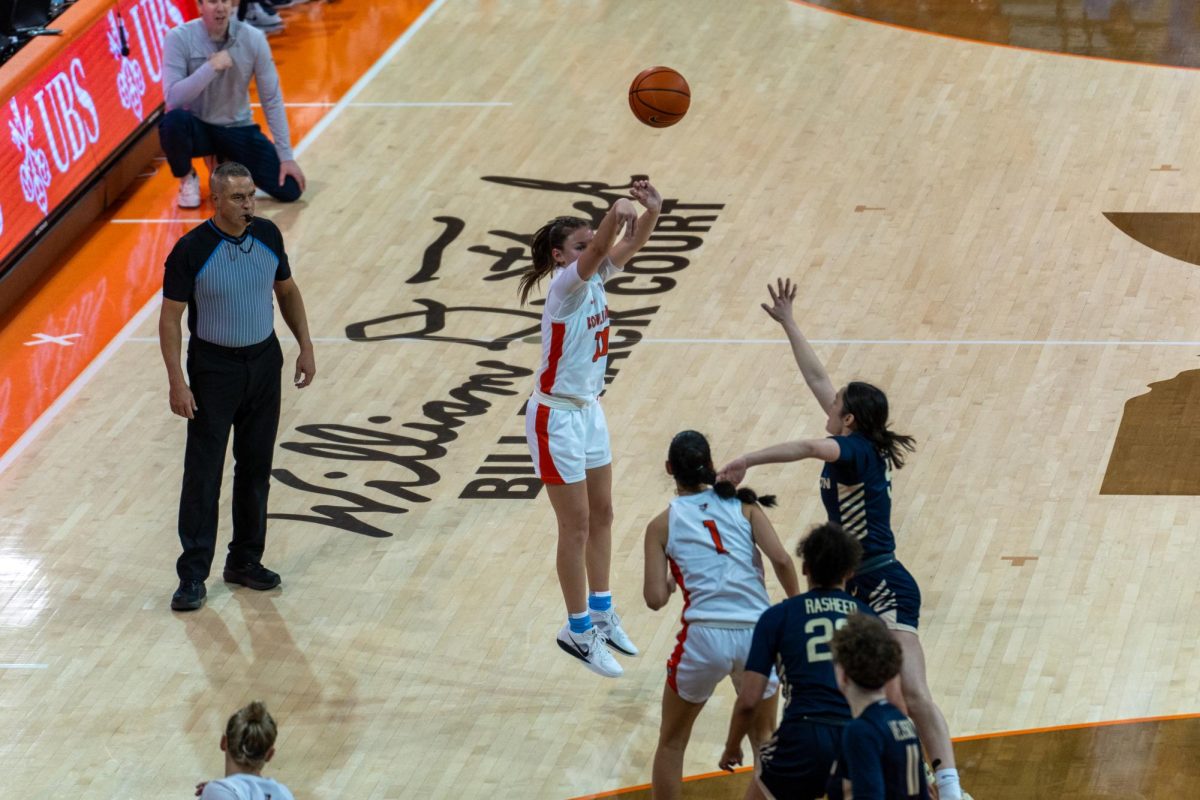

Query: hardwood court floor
[{"left": 4, "top": 0, "right": 1200, "bottom": 797}]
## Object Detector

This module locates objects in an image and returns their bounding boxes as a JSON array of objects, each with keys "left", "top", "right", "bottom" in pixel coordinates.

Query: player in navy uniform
[
  {"left": 644, "top": 430, "right": 800, "bottom": 800},
  {"left": 719, "top": 278, "right": 965, "bottom": 800},
  {"left": 829, "top": 614, "right": 930, "bottom": 800},
  {"left": 717, "top": 522, "right": 872, "bottom": 800}
]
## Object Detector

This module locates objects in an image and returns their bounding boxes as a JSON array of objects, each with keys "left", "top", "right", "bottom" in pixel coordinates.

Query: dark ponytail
[
  {"left": 668, "top": 430, "right": 776, "bottom": 507},
  {"left": 841, "top": 381, "right": 916, "bottom": 470},
  {"left": 518, "top": 215, "right": 588, "bottom": 305}
]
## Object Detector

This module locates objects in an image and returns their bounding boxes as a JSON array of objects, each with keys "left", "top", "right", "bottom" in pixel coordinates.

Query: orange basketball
[{"left": 628, "top": 66, "right": 690, "bottom": 128}]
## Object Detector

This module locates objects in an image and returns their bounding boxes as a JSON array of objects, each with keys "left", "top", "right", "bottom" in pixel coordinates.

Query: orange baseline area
[
  {"left": 565, "top": 712, "right": 1200, "bottom": 799},
  {"left": 0, "top": 0, "right": 435, "bottom": 469}
]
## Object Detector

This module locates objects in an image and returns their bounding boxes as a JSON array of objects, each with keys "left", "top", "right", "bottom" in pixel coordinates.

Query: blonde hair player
[
  {"left": 194, "top": 701, "right": 293, "bottom": 800},
  {"left": 519, "top": 179, "right": 662, "bottom": 678},
  {"left": 643, "top": 430, "right": 799, "bottom": 798}
]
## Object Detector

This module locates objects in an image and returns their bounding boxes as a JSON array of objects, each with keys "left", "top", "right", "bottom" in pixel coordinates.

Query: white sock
[{"left": 935, "top": 768, "right": 962, "bottom": 800}]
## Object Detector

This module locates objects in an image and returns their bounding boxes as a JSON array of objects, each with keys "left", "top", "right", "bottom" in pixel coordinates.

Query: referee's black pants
[{"left": 177, "top": 334, "right": 283, "bottom": 582}]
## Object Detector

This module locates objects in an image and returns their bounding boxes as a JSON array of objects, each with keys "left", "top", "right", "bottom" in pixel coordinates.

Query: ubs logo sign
[
  {"left": 9, "top": 99, "right": 53, "bottom": 213},
  {"left": 126, "top": 0, "right": 186, "bottom": 84},
  {"left": 3, "top": 0, "right": 185, "bottom": 215},
  {"left": 30, "top": 59, "right": 101, "bottom": 175}
]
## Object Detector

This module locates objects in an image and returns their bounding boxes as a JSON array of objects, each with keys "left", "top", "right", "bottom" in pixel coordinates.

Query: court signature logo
[{"left": 270, "top": 176, "right": 724, "bottom": 537}]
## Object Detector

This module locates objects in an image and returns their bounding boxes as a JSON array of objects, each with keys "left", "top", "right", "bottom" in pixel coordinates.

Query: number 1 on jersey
[
  {"left": 702, "top": 520, "right": 728, "bottom": 554},
  {"left": 592, "top": 327, "right": 610, "bottom": 362}
]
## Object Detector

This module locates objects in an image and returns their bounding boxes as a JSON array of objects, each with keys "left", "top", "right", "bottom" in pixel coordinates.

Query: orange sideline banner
[{"left": 1, "top": 0, "right": 198, "bottom": 271}]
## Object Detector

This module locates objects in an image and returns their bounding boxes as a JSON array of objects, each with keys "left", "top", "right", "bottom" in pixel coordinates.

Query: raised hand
[
  {"left": 761, "top": 277, "right": 798, "bottom": 326},
  {"left": 614, "top": 197, "right": 638, "bottom": 239},
  {"left": 629, "top": 179, "right": 662, "bottom": 212}
]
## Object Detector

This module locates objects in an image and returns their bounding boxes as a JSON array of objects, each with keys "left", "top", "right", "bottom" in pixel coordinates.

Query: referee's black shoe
[
  {"left": 223, "top": 562, "right": 282, "bottom": 591},
  {"left": 171, "top": 580, "right": 206, "bottom": 611}
]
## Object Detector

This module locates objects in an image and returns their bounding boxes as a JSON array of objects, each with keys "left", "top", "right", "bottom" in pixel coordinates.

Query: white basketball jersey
[
  {"left": 534, "top": 259, "right": 613, "bottom": 402},
  {"left": 200, "top": 774, "right": 295, "bottom": 800},
  {"left": 665, "top": 488, "right": 770, "bottom": 626}
]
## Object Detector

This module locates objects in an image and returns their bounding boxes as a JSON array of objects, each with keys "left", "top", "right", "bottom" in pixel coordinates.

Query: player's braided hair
[
  {"left": 668, "top": 430, "right": 776, "bottom": 507},
  {"left": 830, "top": 613, "right": 902, "bottom": 690},
  {"left": 224, "top": 701, "right": 278, "bottom": 769},
  {"left": 796, "top": 522, "right": 861, "bottom": 588},
  {"left": 518, "top": 216, "right": 589, "bottom": 305},
  {"left": 841, "top": 381, "right": 916, "bottom": 470}
]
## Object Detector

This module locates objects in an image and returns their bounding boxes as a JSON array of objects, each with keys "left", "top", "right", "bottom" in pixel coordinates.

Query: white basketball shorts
[
  {"left": 666, "top": 624, "right": 780, "bottom": 704},
  {"left": 525, "top": 395, "right": 612, "bottom": 485}
]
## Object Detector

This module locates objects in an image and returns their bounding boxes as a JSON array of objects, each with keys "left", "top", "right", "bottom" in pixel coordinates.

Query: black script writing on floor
[
  {"left": 273, "top": 175, "right": 725, "bottom": 537},
  {"left": 269, "top": 360, "right": 531, "bottom": 537}
]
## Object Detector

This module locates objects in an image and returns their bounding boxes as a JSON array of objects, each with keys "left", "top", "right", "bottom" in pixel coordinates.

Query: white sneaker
[
  {"left": 177, "top": 171, "right": 200, "bottom": 208},
  {"left": 591, "top": 608, "right": 638, "bottom": 656},
  {"left": 244, "top": 2, "right": 284, "bottom": 29},
  {"left": 556, "top": 624, "right": 623, "bottom": 678}
]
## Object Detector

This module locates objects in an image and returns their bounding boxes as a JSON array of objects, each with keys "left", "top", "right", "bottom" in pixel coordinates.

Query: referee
[{"left": 158, "top": 161, "right": 315, "bottom": 612}]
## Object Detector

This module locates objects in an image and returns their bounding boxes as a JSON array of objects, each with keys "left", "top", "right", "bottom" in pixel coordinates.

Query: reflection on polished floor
[
  {"left": 802, "top": 0, "right": 1200, "bottom": 68},
  {"left": 5, "top": 0, "right": 1200, "bottom": 798}
]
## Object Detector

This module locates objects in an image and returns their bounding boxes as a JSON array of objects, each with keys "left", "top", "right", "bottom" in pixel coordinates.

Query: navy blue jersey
[
  {"left": 745, "top": 589, "right": 874, "bottom": 724},
  {"left": 820, "top": 433, "right": 896, "bottom": 559},
  {"left": 840, "top": 701, "right": 930, "bottom": 800}
]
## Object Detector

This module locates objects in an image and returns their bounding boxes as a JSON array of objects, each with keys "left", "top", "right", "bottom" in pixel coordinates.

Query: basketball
[{"left": 628, "top": 66, "right": 690, "bottom": 128}]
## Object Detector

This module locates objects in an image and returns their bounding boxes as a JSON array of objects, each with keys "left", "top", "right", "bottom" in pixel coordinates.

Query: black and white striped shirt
[{"left": 163, "top": 218, "right": 291, "bottom": 348}]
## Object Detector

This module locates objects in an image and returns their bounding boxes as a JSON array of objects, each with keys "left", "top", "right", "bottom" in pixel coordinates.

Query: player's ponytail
[
  {"left": 841, "top": 381, "right": 916, "bottom": 470},
  {"left": 668, "top": 430, "right": 775, "bottom": 507},
  {"left": 518, "top": 215, "right": 589, "bottom": 305}
]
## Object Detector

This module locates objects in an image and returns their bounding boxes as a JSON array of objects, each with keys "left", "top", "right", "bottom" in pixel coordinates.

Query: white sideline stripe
[
  {"left": 0, "top": 0, "right": 451, "bottom": 479},
  {"left": 0, "top": 663, "right": 49, "bottom": 670},
  {"left": 120, "top": 336, "right": 1200, "bottom": 347},
  {"left": 257, "top": 101, "right": 512, "bottom": 107}
]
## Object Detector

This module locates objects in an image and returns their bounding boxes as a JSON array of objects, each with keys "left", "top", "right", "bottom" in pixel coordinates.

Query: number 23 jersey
[{"left": 746, "top": 588, "right": 875, "bottom": 723}]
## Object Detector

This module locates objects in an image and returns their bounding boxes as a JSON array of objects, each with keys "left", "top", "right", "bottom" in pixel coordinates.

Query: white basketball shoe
[
  {"left": 556, "top": 624, "right": 623, "bottom": 678},
  {"left": 177, "top": 170, "right": 201, "bottom": 208},
  {"left": 590, "top": 608, "right": 639, "bottom": 656}
]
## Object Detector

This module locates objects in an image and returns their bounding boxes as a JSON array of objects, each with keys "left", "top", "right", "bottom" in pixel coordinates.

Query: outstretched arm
[
  {"left": 762, "top": 278, "right": 837, "bottom": 414},
  {"left": 608, "top": 179, "right": 662, "bottom": 267},
  {"left": 718, "top": 438, "right": 841, "bottom": 484}
]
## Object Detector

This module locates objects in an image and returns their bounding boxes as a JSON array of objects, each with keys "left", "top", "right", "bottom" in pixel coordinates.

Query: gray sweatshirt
[{"left": 162, "top": 18, "right": 294, "bottom": 163}]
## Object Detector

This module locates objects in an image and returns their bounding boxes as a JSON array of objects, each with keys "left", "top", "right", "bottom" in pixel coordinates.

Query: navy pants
[
  {"left": 159, "top": 108, "right": 302, "bottom": 202},
  {"left": 177, "top": 334, "right": 283, "bottom": 582}
]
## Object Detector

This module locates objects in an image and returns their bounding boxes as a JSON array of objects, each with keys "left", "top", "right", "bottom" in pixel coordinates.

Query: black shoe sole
[
  {"left": 222, "top": 570, "right": 281, "bottom": 591},
  {"left": 171, "top": 596, "right": 205, "bottom": 611},
  {"left": 603, "top": 638, "right": 638, "bottom": 657},
  {"left": 557, "top": 637, "right": 589, "bottom": 663}
]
